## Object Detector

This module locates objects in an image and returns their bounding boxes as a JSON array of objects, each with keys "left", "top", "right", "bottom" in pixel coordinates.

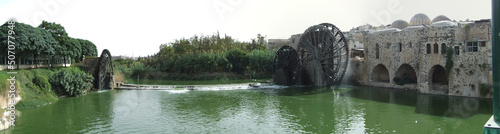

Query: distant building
[
  {"left": 268, "top": 39, "right": 289, "bottom": 52},
  {"left": 354, "top": 13, "right": 492, "bottom": 98},
  {"left": 288, "top": 34, "right": 302, "bottom": 49}
]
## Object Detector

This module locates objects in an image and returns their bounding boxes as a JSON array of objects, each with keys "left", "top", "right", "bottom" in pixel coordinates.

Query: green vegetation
[
  {"left": 0, "top": 69, "right": 59, "bottom": 108},
  {"left": 445, "top": 47, "right": 454, "bottom": 78},
  {"left": 114, "top": 33, "right": 275, "bottom": 82},
  {"left": 0, "top": 20, "right": 98, "bottom": 68},
  {"left": 49, "top": 68, "right": 94, "bottom": 97},
  {"left": 0, "top": 67, "right": 96, "bottom": 108}
]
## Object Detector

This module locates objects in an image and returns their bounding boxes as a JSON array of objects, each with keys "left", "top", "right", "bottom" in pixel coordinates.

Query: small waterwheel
[{"left": 273, "top": 45, "right": 299, "bottom": 85}]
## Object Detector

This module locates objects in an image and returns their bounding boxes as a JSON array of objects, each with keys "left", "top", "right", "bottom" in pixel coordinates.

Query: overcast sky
[{"left": 0, "top": 0, "right": 492, "bottom": 57}]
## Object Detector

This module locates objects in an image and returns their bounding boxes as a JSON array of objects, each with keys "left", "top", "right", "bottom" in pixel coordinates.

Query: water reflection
[
  {"left": 8, "top": 85, "right": 493, "bottom": 133},
  {"left": 340, "top": 86, "right": 492, "bottom": 118},
  {"left": 13, "top": 90, "right": 115, "bottom": 134}
]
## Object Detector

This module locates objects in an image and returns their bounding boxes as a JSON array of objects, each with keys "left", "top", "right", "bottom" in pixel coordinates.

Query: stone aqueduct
[{"left": 354, "top": 14, "right": 491, "bottom": 97}]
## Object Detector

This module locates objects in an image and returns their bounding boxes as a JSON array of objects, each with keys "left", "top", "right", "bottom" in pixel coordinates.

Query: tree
[
  {"left": 246, "top": 34, "right": 268, "bottom": 51},
  {"left": 248, "top": 50, "right": 273, "bottom": 73},
  {"left": 226, "top": 48, "right": 248, "bottom": 74},
  {"left": 38, "top": 21, "right": 75, "bottom": 66},
  {"left": 0, "top": 21, "right": 56, "bottom": 68},
  {"left": 78, "top": 39, "right": 97, "bottom": 60}
]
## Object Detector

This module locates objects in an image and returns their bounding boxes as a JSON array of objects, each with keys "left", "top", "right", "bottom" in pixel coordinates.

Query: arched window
[
  {"left": 376, "top": 44, "right": 380, "bottom": 59},
  {"left": 434, "top": 43, "right": 439, "bottom": 54},
  {"left": 399, "top": 43, "right": 402, "bottom": 52},
  {"left": 441, "top": 43, "right": 447, "bottom": 54},
  {"left": 426, "top": 44, "right": 431, "bottom": 54}
]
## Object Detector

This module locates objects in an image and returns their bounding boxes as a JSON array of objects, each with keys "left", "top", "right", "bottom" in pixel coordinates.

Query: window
[
  {"left": 434, "top": 43, "right": 439, "bottom": 54},
  {"left": 426, "top": 44, "right": 431, "bottom": 54},
  {"left": 376, "top": 44, "right": 380, "bottom": 59},
  {"left": 409, "top": 42, "right": 412, "bottom": 48},
  {"left": 454, "top": 46, "right": 460, "bottom": 55},
  {"left": 399, "top": 43, "right": 402, "bottom": 52},
  {"left": 441, "top": 43, "right": 447, "bottom": 54},
  {"left": 480, "top": 41, "right": 486, "bottom": 47},
  {"left": 466, "top": 42, "right": 478, "bottom": 52}
]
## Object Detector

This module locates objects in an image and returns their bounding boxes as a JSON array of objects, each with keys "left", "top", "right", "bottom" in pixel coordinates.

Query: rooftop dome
[
  {"left": 431, "top": 15, "right": 451, "bottom": 23},
  {"left": 391, "top": 20, "right": 409, "bottom": 29},
  {"left": 409, "top": 13, "right": 431, "bottom": 26}
]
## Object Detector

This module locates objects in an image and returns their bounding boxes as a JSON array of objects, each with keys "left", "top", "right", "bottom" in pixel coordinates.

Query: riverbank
[{"left": 0, "top": 69, "right": 60, "bottom": 109}]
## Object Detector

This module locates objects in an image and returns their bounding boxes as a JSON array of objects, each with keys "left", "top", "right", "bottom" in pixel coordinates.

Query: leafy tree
[
  {"left": 77, "top": 39, "right": 97, "bottom": 61},
  {"left": 38, "top": 21, "right": 78, "bottom": 66},
  {"left": 226, "top": 48, "right": 248, "bottom": 74},
  {"left": 0, "top": 21, "right": 56, "bottom": 68}
]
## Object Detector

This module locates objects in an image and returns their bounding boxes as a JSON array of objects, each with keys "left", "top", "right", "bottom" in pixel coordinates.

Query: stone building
[
  {"left": 354, "top": 13, "right": 492, "bottom": 98},
  {"left": 268, "top": 39, "right": 289, "bottom": 52}
]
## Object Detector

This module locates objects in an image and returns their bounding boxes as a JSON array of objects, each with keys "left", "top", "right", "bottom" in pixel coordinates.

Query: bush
[
  {"left": 248, "top": 50, "right": 273, "bottom": 73},
  {"left": 33, "top": 75, "right": 51, "bottom": 90},
  {"left": 49, "top": 68, "right": 94, "bottom": 96},
  {"left": 226, "top": 48, "right": 248, "bottom": 74}
]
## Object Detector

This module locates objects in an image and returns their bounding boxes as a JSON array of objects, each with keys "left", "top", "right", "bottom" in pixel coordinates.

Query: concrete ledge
[{"left": 484, "top": 116, "right": 500, "bottom": 133}]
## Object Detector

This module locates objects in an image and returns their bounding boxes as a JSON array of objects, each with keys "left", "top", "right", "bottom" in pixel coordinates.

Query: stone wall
[{"left": 355, "top": 21, "right": 492, "bottom": 98}]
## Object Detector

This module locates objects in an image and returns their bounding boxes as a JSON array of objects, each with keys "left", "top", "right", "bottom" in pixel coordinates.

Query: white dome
[
  {"left": 432, "top": 15, "right": 451, "bottom": 23},
  {"left": 391, "top": 20, "right": 409, "bottom": 29},
  {"left": 409, "top": 13, "right": 431, "bottom": 26}
]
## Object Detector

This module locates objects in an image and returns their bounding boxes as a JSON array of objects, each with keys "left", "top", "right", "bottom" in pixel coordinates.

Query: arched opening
[
  {"left": 371, "top": 64, "right": 389, "bottom": 83},
  {"left": 426, "top": 44, "right": 431, "bottom": 54},
  {"left": 441, "top": 43, "right": 447, "bottom": 54},
  {"left": 376, "top": 44, "right": 380, "bottom": 59},
  {"left": 429, "top": 65, "right": 448, "bottom": 93},
  {"left": 394, "top": 64, "right": 417, "bottom": 85},
  {"left": 399, "top": 43, "right": 402, "bottom": 52},
  {"left": 433, "top": 43, "right": 439, "bottom": 54}
]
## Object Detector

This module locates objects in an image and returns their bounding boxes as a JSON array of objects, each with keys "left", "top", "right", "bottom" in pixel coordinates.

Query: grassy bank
[{"left": 0, "top": 68, "right": 61, "bottom": 109}]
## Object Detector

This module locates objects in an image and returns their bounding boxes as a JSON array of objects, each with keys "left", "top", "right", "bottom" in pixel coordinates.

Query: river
[{"left": 6, "top": 85, "right": 493, "bottom": 133}]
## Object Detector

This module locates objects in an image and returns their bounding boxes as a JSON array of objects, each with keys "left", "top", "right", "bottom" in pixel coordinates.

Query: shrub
[
  {"left": 226, "top": 48, "right": 248, "bottom": 74},
  {"left": 248, "top": 50, "right": 273, "bottom": 73},
  {"left": 33, "top": 75, "right": 51, "bottom": 90},
  {"left": 49, "top": 68, "right": 94, "bottom": 96}
]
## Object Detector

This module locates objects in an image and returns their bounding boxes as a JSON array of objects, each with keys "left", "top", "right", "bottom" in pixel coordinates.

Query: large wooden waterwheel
[
  {"left": 297, "top": 23, "right": 349, "bottom": 86},
  {"left": 273, "top": 45, "right": 299, "bottom": 85},
  {"left": 97, "top": 49, "right": 114, "bottom": 89}
]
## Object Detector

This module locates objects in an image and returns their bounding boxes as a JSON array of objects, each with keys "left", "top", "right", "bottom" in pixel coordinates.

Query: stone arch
[
  {"left": 371, "top": 64, "right": 390, "bottom": 83},
  {"left": 394, "top": 64, "right": 417, "bottom": 85},
  {"left": 429, "top": 65, "right": 448, "bottom": 93}
]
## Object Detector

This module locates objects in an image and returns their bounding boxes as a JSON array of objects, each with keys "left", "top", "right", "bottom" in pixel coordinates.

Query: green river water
[{"left": 4, "top": 85, "right": 493, "bottom": 133}]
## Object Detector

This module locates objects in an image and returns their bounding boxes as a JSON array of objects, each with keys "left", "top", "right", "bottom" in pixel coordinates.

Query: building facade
[{"left": 354, "top": 13, "right": 492, "bottom": 97}]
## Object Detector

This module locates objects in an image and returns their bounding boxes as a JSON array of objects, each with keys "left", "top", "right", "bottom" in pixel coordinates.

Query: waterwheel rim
[{"left": 298, "top": 23, "right": 349, "bottom": 86}]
